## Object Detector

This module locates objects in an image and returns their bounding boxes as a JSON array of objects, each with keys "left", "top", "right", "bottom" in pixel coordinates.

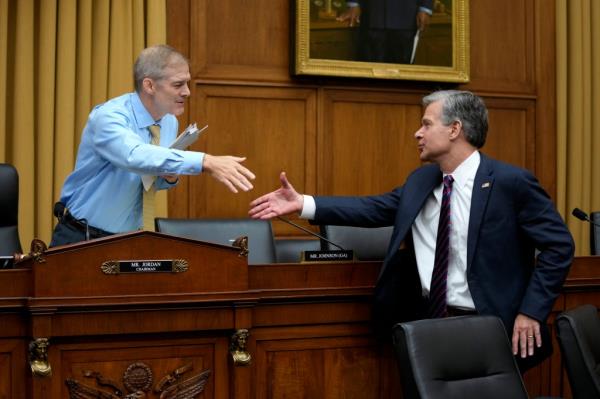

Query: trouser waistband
[
  {"left": 54, "top": 201, "right": 114, "bottom": 239},
  {"left": 62, "top": 211, "right": 114, "bottom": 237}
]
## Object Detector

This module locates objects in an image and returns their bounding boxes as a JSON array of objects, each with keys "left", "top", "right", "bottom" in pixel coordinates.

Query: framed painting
[{"left": 292, "top": 0, "right": 469, "bottom": 82}]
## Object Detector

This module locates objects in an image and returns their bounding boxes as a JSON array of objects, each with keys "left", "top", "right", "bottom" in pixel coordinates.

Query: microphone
[
  {"left": 276, "top": 216, "right": 346, "bottom": 250},
  {"left": 276, "top": 217, "right": 355, "bottom": 262},
  {"left": 572, "top": 208, "right": 600, "bottom": 227}
]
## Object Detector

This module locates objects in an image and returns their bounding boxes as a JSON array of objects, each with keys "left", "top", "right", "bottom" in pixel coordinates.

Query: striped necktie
[
  {"left": 142, "top": 124, "right": 160, "bottom": 231},
  {"left": 428, "top": 174, "right": 454, "bottom": 318}
]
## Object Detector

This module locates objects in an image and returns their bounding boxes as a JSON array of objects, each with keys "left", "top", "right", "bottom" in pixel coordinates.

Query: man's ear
[
  {"left": 141, "top": 77, "right": 155, "bottom": 95},
  {"left": 449, "top": 120, "right": 462, "bottom": 140}
]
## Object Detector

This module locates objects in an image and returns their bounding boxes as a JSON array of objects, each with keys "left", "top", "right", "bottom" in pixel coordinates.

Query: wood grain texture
[{"left": 166, "top": 0, "right": 557, "bottom": 227}]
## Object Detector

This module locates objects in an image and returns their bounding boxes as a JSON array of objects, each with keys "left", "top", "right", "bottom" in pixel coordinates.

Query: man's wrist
[{"left": 300, "top": 195, "right": 316, "bottom": 219}]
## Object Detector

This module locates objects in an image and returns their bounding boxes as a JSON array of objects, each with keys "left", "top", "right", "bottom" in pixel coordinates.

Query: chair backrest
[
  {"left": 590, "top": 212, "right": 600, "bottom": 255},
  {"left": 319, "top": 225, "right": 393, "bottom": 261},
  {"left": 155, "top": 218, "right": 276, "bottom": 264},
  {"left": 556, "top": 304, "right": 600, "bottom": 399},
  {"left": 0, "top": 164, "right": 21, "bottom": 255},
  {"left": 392, "top": 316, "right": 529, "bottom": 399},
  {"left": 274, "top": 238, "right": 320, "bottom": 263}
]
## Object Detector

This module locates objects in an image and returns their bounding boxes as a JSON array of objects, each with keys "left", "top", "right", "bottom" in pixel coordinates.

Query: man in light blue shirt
[{"left": 50, "top": 45, "right": 255, "bottom": 246}]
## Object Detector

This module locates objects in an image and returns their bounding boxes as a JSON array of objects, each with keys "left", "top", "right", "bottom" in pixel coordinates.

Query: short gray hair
[
  {"left": 133, "top": 45, "right": 188, "bottom": 93},
  {"left": 422, "top": 90, "right": 488, "bottom": 148}
]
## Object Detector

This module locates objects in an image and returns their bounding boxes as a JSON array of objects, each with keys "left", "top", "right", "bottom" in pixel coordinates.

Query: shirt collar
[
  {"left": 448, "top": 150, "right": 480, "bottom": 190},
  {"left": 434, "top": 151, "right": 480, "bottom": 200},
  {"left": 131, "top": 92, "right": 161, "bottom": 129}
]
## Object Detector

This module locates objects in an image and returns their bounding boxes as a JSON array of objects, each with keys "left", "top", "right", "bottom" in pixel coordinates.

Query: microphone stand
[{"left": 276, "top": 216, "right": 346, "bottom": 251}]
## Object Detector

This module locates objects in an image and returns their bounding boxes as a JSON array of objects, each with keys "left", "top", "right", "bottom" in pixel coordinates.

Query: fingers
[
  {"left": 511, "top": 329, "right": 519, "bottom": 356},
  {"left": 232, "top": 166, "right": 255, "bottom": 192},
  {"left": 249, "top": 172, "right": 303, "bottom": 219},
  {"left": 279, "top": 171, "right": 290, "bottom": 189},
  {"left": 240, "top": 164, "right": 256, "bottom": 180},
  {"left": 218, "top": 171, "right": 251, "bottom": 193},
  {"left": 204, "top": 154, "right": 256, "bottom": 193},
  {"left": 249, "top": 191, "right": 276, "bottom": 209},
  {"left": 248, "top": 197, "right": 277, "bottom": 219},
  {"left": 512, "top": 314, "right": 542, "bottom": 358},
  {"left": 161, "top": 174, "right": 179, "bottom": 184},
  {"left": 220, "top": 178, "right": 238, "bottom": 194},
  {"left": 534, "top": 324, "right": 542, "bottom": 348},
  {"left": 225, "top": 159, "right": 255, "bottom": 192},
  {"left": 512, "top": 329, "right": 534, "bottom": 358},
  {"left": 522, "top": 329, "right": 537, "bottom": 357},
  {"left": 251, "top": 207, "right": 276, "bottom": 220},
  {"left": 249, "top": 196, "right": 270, "bottom": 214},
  {"left": 520, "top": 330, "right": 528, "bottom": 358}
]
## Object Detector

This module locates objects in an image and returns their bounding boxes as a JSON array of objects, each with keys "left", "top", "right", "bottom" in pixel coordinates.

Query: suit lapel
[
  {"left": 398, "top": 168, "right": 442, "bottom": 244},
  {"left": 380, "top": 167, "right": 441, "bottom": 279},
  {"left": 388, "top": 168, "right": 441, "bottom": 255},
  {"left": 467, "top": 154, "right": 494, "bottom": 270}
]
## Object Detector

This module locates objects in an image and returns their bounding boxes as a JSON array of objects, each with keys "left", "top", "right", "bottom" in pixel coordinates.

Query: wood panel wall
[
  {"left": 166, "top": 0, "right": 556, "bottom": 238},
  {"left": 166, "top": 0, "right": 556, "bottom": 394}
]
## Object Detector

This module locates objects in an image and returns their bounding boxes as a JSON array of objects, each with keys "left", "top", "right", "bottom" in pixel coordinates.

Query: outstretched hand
[
  {"left": 248, "top": 172, "right": 304, "bottom": 219},
  {"left": 202, "top": 154, "right": 255, "bottom": 193}
]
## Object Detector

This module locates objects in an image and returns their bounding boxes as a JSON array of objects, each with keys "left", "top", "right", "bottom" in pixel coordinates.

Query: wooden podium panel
[
  {"left": 0, "top": 339, "right": 27, "bottom": 399},
  {"left": 56, "top": 337, "right": 227, "bottom": 399},
  {"left": 32, "top": 231, "right": 248, "bottom": 299},
  {"left": 252, "top": 325, "right": 390, "bottom": 399},
  {"left": 0, "top": 233, "right": 598, "bottom": 398}
]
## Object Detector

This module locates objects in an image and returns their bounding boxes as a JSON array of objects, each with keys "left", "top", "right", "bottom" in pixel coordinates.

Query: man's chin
[{"left": 172, "top": 105, "right": 185, "bottom": 116}]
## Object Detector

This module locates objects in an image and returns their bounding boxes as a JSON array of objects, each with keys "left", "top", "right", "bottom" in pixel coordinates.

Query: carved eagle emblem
[{"left": 65, "top": 363, "right": 211, "bottom": 399}]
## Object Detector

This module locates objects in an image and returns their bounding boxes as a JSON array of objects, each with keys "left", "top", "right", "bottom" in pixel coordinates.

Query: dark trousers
[{"left": 359, "top": 28, "right": 416, "bottom": 64}]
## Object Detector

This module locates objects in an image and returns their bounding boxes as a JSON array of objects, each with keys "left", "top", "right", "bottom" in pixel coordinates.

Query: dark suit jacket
[
  {"left": 359, "top": 0, "right": 434, "bottom": 30},
  {"left": 312, "top": 153, "right": 574, "bottom": 368}
]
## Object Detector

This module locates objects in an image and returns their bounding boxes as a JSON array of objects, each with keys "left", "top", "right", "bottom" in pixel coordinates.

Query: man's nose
[
  {"left": 182, "top": 84, "right": 190, "bottom": 97},
  {"left": 414, "top": 127, "right": 423, "bottom": 139}
]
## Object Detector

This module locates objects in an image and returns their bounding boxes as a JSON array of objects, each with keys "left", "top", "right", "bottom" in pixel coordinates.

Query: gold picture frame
[{"left": 292, "top": 0, "right": 469, "bottom": 82}]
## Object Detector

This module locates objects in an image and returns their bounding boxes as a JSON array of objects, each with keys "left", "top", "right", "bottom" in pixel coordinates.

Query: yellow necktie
[{"left": 142, "top": 124, "right": 160, "bottom": 231}]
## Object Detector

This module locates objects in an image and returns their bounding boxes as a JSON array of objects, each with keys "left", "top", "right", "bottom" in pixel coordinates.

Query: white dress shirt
[
  {"left": 300, "top": 151, "right": 481, "bottom": 309},
  {"left": 413, "top": 151, "right": 480, "bottom": 309}
]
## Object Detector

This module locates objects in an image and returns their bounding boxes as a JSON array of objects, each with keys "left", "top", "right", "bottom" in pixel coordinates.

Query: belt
[
  {"left": 62, "top": 211, "right": 114, "bottom": 238},
  {"left": 446, "top": 306, "right": 478, "bottom": 317}
]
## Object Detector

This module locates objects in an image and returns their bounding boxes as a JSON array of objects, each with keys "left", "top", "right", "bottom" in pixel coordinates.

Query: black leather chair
[
  {"left": 319, "top": 225, "right": 393, "bottom": 261},
  {"left": 274, "top": 238, "right": 320, "bottom": 263},
  {"left": 590, "top": 212, "right": 600, "bottom": 255},
  {"left": 155, "top": 218, "right": 276, "bottom": 264},
  {"left": 393, "top": 316, "right": 531, "bottom": 399},
  {"left": 556, "top": 304, "right": 600, "bottom": 399},
  {"left": 0, "top": 164, "right": 21, "bottom": 256}
]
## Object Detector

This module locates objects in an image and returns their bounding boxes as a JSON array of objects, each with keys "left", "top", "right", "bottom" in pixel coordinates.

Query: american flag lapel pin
[{"left": 481, "top": 182, "right": 491, "bottom": 188}]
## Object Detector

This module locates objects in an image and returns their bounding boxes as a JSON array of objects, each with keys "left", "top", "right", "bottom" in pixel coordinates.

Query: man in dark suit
[
  {"left": 337, "top": 0, "right": 433, "bottom": 63},
  {"left": 249, "top": 90, "right": 574, "bottom": 371}
]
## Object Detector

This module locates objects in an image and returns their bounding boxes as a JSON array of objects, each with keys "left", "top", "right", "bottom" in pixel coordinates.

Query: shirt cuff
[
  {"left": 175, "top": 150, "right": 204, "bottom": 174},
  {"left": 346, "top": 2, "right": 359, "bottom": 7},
  {"left": 197, "top": 152, "right": 205, "bottom": 173},
  {"left": 419, "top": 6, "right": 433, "bottom": 15},
  {"left": 300, "top": 195, "right": 316, "bottom": 219}
]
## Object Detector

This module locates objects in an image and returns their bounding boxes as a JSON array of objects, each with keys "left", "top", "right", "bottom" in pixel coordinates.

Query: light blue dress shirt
[{"left": 59, "top": 92, "right": 203, "bottom": 233}]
